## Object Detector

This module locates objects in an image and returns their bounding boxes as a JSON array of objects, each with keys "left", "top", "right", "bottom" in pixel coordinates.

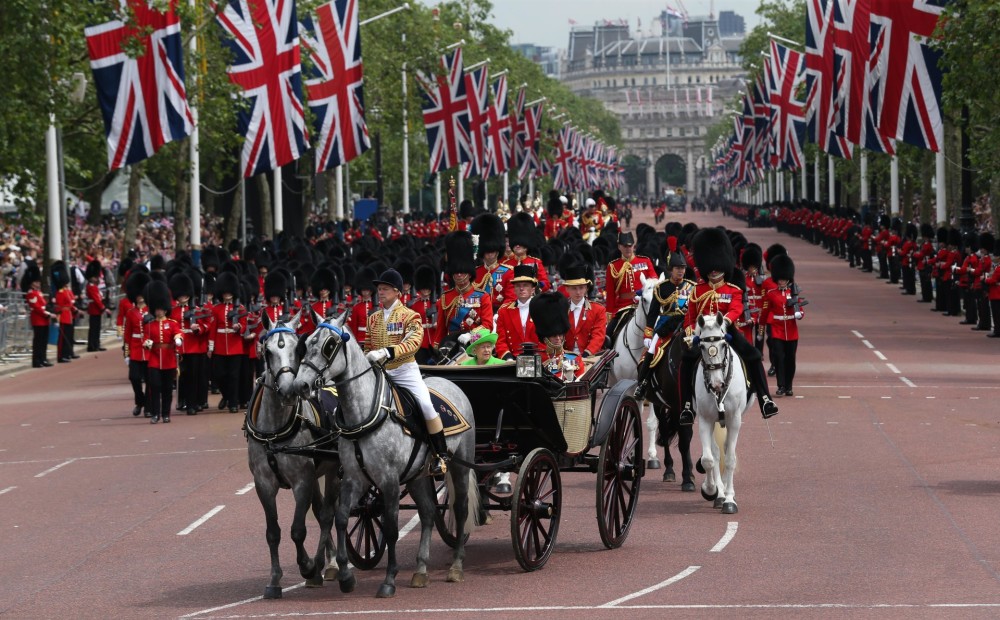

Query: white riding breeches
[
  {"left": 387, "top": 361, "right": 438, "bottom": 421},
  {"left": 647, "top": 334, "right": 660, "bottom": 355}
]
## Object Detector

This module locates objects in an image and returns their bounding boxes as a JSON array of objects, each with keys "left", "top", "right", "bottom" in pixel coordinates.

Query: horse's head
[
  {"left": 259, "top": 309, "right": 305, "bottom": 401},
  {"left": 293, "top": 308, "right": 350, "bottom": 398},
  {"left": 695, "top": 311, "right": 731, "bottom": 394},
  {"left": 634, "top": 273, "right": 661, "bottom": 331}
]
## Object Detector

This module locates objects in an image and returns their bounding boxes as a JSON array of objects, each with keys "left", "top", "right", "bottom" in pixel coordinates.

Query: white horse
[
  {"left": 691, "top": 312, "right": 752, "bottom": 515},
  {"left": 609, "top": 275, "right": 663, "bottom": 469}
]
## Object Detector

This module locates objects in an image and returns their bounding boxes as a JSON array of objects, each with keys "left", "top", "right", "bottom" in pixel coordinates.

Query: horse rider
[
  {"left": 604, "top": 230, "right": 657, "bottom": 340},
  {"left": 633, "top": 240, "right": 695, "bottom": 401},
  {"left": 677, "top": 228, "right": 779, "bottom": 425},
  {"left": 364, "top": 268, "right": 450, "bottom": 476}
]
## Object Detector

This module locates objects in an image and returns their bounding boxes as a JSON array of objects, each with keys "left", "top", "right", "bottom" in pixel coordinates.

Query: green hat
[{"left": 465, "top": 327, "right": 499, "bottom": 357}]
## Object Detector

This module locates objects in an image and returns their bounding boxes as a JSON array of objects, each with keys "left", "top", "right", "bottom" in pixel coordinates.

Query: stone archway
[{"left": 653, "top": 152, "right": 686, "bottom": 198}]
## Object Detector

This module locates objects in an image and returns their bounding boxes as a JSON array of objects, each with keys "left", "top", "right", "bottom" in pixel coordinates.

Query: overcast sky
[{"left": 480, "top": 0, "right": 764, "bottom": 50}]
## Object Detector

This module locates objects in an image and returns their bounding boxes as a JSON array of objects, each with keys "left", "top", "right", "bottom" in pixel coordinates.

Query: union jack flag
[
  {"left": 551, "top": 127, "right": 574, "bottom": 191},
  {"left": 415, "top": 49, "right": 473, "bottom": 173},
  {"left": 215, "top": 0, "right": 309, "bottom": 178},
  {"left": 767, "top": 40, "right": 807, "bottom": 170},
  {"left": 519, "top": 102, "right": 543, "bottom": 179},
  {"left": 508, "top": 85, "right": 526, "bottom": 173},
  {"left": 462, "top": 65, "right": 489, "bottom": 179},
  {"left": 831, "top": 0, "right": 871, "bottom": 146},
  {"left": 85, "top": 0, "right": 193, "bottom": 171},
  {"left": 868, "top": 0, "right": 945, "bottom": 152},
  {"left": 300, "top": 0, "right": 370, "bottom": 173},
  {"left": 482, "top": 74, "right": 511, "bottom": 178},
  {"left": 752, "top": 77, "right": 772, "bottom": 171}
]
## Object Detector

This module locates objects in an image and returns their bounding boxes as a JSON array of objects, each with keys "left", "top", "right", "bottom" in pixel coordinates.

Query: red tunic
[
  {"left": 123, "top": 306, "right": 150, "bottom": 362},
  {"left": 683, "top": 280, "right": 744, "bottom": 333},
  {"left": 494, "top": 301, "right": 540, "bottom": 360},
  {"left": 408, "top": 296, "right": 435, "bottom": 349},
  {"left": 26, "top": 289, "right": 50, "bottom": 327},
  {"left": 143, "top": 318, "right": 183, "bottom": 370},
  {"left": 348, "top": 299, "right": 374, "bottom": 345},
  {"left": 54, "top": 288, "right": 76, "bottom": 325},
  {"left": 759, "top": 286, "right": 802, "bottom": 341},
  {"left": 210, "top": 301, "right": 247, "bottom": 356},
  {"left": 604, "top": 255, "right": 657, "bottom": 317},
  {"left": 86, "top": 283, "right": 106, "bottom": 316},
  {"left": 500, "top": 255, "right": 550, "bottom": 292},
  {"left": 432, "top": 287, "right": 493, "bottom": 348},
  {"left": 565, "top": 299, "right": 606, "bottom": 357}
]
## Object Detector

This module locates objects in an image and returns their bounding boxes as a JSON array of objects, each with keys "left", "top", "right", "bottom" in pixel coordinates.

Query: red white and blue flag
[
  {"left": 508, "top": 84, "right": 526, "bottom": 174},
  {"left": 215, "top": 0, "right": 309, "bottom": 178},
  {"left": 551, "top": 126, "right": 574, "bottom": 191},
  {"left": 461, "top": 65, "right": 489, "bottom": 179},
  {"left": 85, "top": 0, "right": 193, "bottom": 171},
  {"left": 415, "top": 49, "right": 473, "bottom": 173},
  {"left": 300, "top": 0, "right": 370, "bottom": 173},
  {"left": 519, "top": 102, "right": 543, "bottom": 179},
  {"left": 482, "top": 74, "right": 511, "bottom": 178},
  {"left": 767, "top": 40, "right": 807, "bottom": 170}
]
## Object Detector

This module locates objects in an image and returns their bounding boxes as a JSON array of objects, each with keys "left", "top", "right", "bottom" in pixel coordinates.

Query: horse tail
[{"left": 445, "top": 469, "right": 483, "bottom": 530}]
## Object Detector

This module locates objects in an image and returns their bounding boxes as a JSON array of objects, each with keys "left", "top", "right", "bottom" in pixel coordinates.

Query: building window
[
  {"left": 643, "top": 77, "right": 648, "bottom": 85},
  {"left": 652, "top": 77, "right": 657, "bottom": 85}
]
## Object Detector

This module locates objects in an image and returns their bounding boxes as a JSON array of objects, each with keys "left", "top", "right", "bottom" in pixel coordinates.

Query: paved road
[{"left": 2, "top": 208, "right": 1000, "bottom": 619}]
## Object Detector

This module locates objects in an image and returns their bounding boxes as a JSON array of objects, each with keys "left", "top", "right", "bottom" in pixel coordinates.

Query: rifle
[{"left": 786, "top": 283, "right": 809, "bottom": 313}]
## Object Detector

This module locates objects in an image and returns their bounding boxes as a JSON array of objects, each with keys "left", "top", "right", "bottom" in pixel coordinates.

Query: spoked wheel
[
  {"left": 510, "top": 448, "right": 561, "bottom": 571},
  {"left": 346, "top": 485, "right": 386, "bottom": 570},
  {"left": 433, "top": 475, "right": 471, "bottom": 549},
  {"left": 596, "top": 395, "right": 643, "bottom": 549}
]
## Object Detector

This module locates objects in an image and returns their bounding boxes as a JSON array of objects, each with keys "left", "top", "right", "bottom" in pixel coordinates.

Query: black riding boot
[
  {"left": 678, "top": 356, "right": 695, "bottom": 426},
  {"left": 428, "top": 430, "right": 451, "bottom": 476},
  {"left": 750, "top": 361, "right": 779, "bottom": 419},
  {"left": 633, "top": 354, "right": 653, "bottom": 400}
]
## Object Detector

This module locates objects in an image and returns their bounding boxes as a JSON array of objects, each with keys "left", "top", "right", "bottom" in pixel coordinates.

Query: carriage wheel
[
  {"left": 433, "top": 476, "right": 471, "bottom": 549},
  {"left": 510, "top": 448, "right": 561, "bottom": 572},
  {"left": 346, "top": 485, "right": 386, "bottom": 570},
  {"left": 596, "top": 395, "right": 643, "bottom": 549}
]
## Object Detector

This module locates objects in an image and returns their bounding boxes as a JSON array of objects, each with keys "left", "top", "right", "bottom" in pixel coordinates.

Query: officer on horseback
[
  {"left": 677, "top": 228, "right": 779, "bottom": 425},
  {"left": 364, "top": 268, "right": 450, "bottom": 476},
  {"left": 605, "top": 231, "right": 656, "bottom": 339}
]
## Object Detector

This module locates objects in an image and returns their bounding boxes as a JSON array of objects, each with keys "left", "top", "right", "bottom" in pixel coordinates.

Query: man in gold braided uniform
[
  {"left": 364, "top": 268, "right": 450, "bottom": 476},
  {"left": 604, "top": 231, "right": 657, "bottom": 341}
]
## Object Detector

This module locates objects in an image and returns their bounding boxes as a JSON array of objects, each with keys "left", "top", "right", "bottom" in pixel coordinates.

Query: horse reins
[{"left": 698, "top": 334, "right": 734, "bottom": 419}]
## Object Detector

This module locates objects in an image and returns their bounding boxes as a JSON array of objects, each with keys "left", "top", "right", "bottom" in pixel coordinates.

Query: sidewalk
[{"left": 0, "top": 328, "right": 122, "bottom": 379}]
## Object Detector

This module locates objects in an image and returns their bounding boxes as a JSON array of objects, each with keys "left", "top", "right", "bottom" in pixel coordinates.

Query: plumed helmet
[
  {"left": 936, "top": 227, "right": 948, "bottom": 244},
  {"left": 769, "top": 254, "right": 795, "bottom": 282},
  {"left": 85, "top": 259, "right": 103, "bottom": 280},
  {"left": 443, "top": 231, "right": 477, "bottom": 279},
  {"left": 691, "top": 227, "right": 735, "bottom": 278},
  {"left": 20, "top": 262, "right": 42, "bottom": 293},
  {"left": 311, "top": 267, "right": 338, "bottom": 297},
  {"left": 145, "top": 280, "right": 173, "bottom": 314},
  {"left": 920, "top": 223, "right": 934, "bottom": 239},
  {"left": 414, "top": 264, "right": 438, "bottom": 293},
  {"left": 50, "top": 260, "right": 70, "bottom": 289},
  {"left": 168, "top": 272, "right": 194, "bottom": 300},
  {"left": 214, "top": 271, "right": 241, "bottom": 300},
  {"left": 506, "top": 212, "right": 539, "bottom": 250},
  {"left": 740, "top": 243, "right": 763, "bottom": 271},
  {"left": 764, "top": 243, "right": 787, "bottom": 269},
  {"left": 471, "top": 212, "right": 506, "bottom": 256},
  {"left": 979, "top": 232, "right": 995, "bottom": 255},
  {"left": 125, "top": 271, "right": 151, "bottom": 304},
  {"left": 666, "top": 236, "right": 687, "bottom": 269},
  {"left": 529, "top": 292, "right": 570, "bottom": 340},
  {"left": 264, "top": 271, "right": 288, "bottom": 301}
]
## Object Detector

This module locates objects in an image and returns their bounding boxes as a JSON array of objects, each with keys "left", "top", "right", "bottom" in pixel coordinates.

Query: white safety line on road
[
  {"left": 861, "top": 340, "right": 874, "bottom": 349},
  {"left": 599, "top": 566, "right": 701, "bottom": 607},
  {"left": 852, "top": 330, "right": 864, "bottom": 338},
  {"left": 235, "top": 483, "right": 255, "bottom": 495},
  {"left": 178, "top": 505, "right": 225, "bottom": 536},
  {"left": 0, "top": 486, "right": 16, "bottom": 496},
  {"left": 873, "top": 351, "right": 887, "bottom": 360},
  {"left": 58, "top": 421, "right": 70, "bottom": 424},
  {"left": 709, "top": 522, "right": 738, "bottom": 552},
  {"left": 900, "top": 377, "right": 917, "bottom": 388},
  {"left": 886, "top": 363, "right": 902, "bottom": 374},
  {"left": 0, "top": 447, "right": 243, "bottom": 468},
  {"left": 34, "top": 458, "right": 77, "bottom": 478}
]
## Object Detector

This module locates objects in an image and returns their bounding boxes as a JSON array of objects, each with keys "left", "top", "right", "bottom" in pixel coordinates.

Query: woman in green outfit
[{"left": 460, "top": 328, "right": 506, "bottom": 366}]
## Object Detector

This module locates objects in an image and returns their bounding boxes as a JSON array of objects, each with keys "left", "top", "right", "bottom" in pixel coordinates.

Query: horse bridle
[
  {"left": 622, "top": 285, "right": 653, "bottom": 366},
  {"left": 301, "top": 322, "right": 375, "bottom": 389},
  {"left": 259, "top": 325, "right": 299, "bottom": 398},
  {"left": 698, "top": 333, "right": 734, "bottom": 412}
]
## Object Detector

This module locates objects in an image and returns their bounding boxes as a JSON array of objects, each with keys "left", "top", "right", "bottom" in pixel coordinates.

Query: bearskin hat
[
  {"left": 49, "top": 260, "right": 70, "bottom": 289},
  {"left": 936, "top": 227, "right": 948, "bottom": 244},
  {"left": 311, "top": 267, "right": 338, "bottom": 297},
  {"left": 878, "top": 214, "right": 890, "bottom": 229},
  {"left": 125, "top": 271, "right": 151, "bottom": 304},
  {"left": 740, "top": 243, "right": 763, "bottom": 271},
  {"left": 471, "top": 212, "right": 506, "bottom": 257},
  {"left": 764, "top": 243, "right": 787, "bottom": 268},
  {"left": 354, "top": 266, "right": 378, "bottom": 292},
  {"left": 393, "top": 260, "right": 414, "bottom": 287},
  {"left": 145, "top": 280, "right": 173, "bottom": 314},
  {"left": 920, "top": 223, "right": 934, "bottom": 239},
  {"left": 414, "top": 264, "right": 438, "bottom": 293},
  {"left": 20, "top": 262, "right": 42, "bottom": 293},
  {"left": 506, "top": 212, "right": 539, "bottom": 251},
  {"left": 264, "top": 271, "right": 287, "bottom": 301},
  {"left": 443, "top": 231, "right": 477, "bottom": 279},
  {"left": 691, "top": 227, "right": 735, "bottom": 278},
  {"left": 459, "top": 199, "right": 476, "bottom": 220},
  {"left": 890, "top": 217, "right": 902, "bottom": 233},
  {"left": 85, "top": 259, "right": 103, "bottom": 280},
  {"left": 948, "top": 228, "right": 961, "bottom": 248},
  {"left": 979, "top": 233, "right": 995, "bottom": 255},
  {"left": 150, "top": 254, "right": 166, "bottom": 272},
  {"left": 546, "top": 194, "right": 564, "bottom": 218},
  {"left": 905, "top": 223, "right": 918, "bottom": 240},
  {"left": 188, "top": 270, "right": 204, "bottom": 301},
  {"left": 168, "top": 272, "right": 194, "bottom": 301},
  {"left": 965, "top": 233, "right": 979, "bottom": 253},
  {"left": 769, "top": 254, "right": 795, "bottom": 282},
  {"left": 530, "top": 292, "right": 570, "bottom": 340},
  {"left": 214, "top": 271, "right": 241, "bottom": 300}
]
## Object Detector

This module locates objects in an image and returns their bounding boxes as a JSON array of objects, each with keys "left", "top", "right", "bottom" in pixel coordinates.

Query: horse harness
[{"left": 698, "top": 333, "right": 734, "bottom": 422}]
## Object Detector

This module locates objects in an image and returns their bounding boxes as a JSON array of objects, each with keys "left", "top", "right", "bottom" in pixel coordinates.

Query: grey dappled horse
[
  {"left": 691, "top": 312, "right": 751, "bottom": 515},
  {"left": 291, "top": 310, "right": 479, "bottom": 598},
  {"left": 246, "top": 310, "right": 339, "bottom": 599}
]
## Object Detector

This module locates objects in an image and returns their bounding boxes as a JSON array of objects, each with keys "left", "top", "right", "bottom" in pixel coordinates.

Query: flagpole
[
  {"left": 935, "top": 149, "right": 946, "bottom": 224},
  {"left": 435, "top": 174, "right": 442, "bottom": 214},
  {"left": 241, "top": 176, "right": 247, "bottom": 252},
  {"left": 813, "top": 152, "right": 820, "bottom": 203},
  {"left": 828, "top": 155, "right": 836, "bottom": 208},
  {"left": 401, "top": 34, "right": 409, "bottom": 214},
  {"left": 45, "top": 119, "right": 63, "bottom": 262},
  {"left": 860, "top": 150, "right": 869, "bottom": 205},
  {"left": 502, "top": 171, "right": 508, "bottom": 210},
  {"left": 189, "top": 0, "right": 201, "bottom": 259},
  {"left": 890, "top": 155, "right": 900, "bottom": 215},
  {"left": 800, "top": 167, "right": 806, "bottom": 203},
  {"left": 335, "top": 166, "right": 344, "bottom": 219},
  {"left": 274, "top": 166, "right": 283, "bottom": 233}
]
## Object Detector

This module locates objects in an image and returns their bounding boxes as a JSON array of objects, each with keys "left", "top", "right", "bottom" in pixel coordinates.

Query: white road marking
[
  {"left": 34, "top": 458, "right": 77, "bottom": 478},
  {"left": 0, "top": 486, "right": 16, "bottom": 496},
  {"left": 20, "top": 423, "right": 30, "bottom": 427},
  {"left": 235, "top": 483, "right": 255, "bottom": 495},
  {"left": 861, "top": 340, "right": 875, "bottom": 349},
  {"left": 177, "top": 505, "right": 225, "bottom": 536},
  {"left": 852, "top": 330, "right": 864, "bottom": 338},
  {"left": 599, "top": 566, "right": 701, "bottom": 607},
  {"left": 873, "top": 351, "right": 887, "bottom": 361},
  {"left": 827, "top": 422, "right": 839, "bottom": 425},
  {"left": 926, "top": 396, "right": 936, "bottom": 400},
  {"left": 881, "top": 396, "right": 892, "bottom": 399},
  {"left": 886, "top": 364, "right": 902, "bottom": 374},
  {"left": 970, "top": 396, "right": 980, "bottom": 400},
  {"left": 0, "top": 447, "right": 243, "bottom": 467},
  {"left": 58, "top": 421, "right": 70, "bottom": 424},
  {"left": 900, "top": 377, "right": 917, "bottom": 388},
  {"left": 709, "top": 522, "right": 738, "bottom": 552},
  {"left": 838, "top": 396, "right": 851, "bottom": 399}
]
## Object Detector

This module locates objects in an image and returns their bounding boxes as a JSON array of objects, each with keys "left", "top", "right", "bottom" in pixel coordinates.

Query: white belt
[
  {"left": 217, "top": 328, "right": 235, "bottom": 334},
  {"left": 131, "top": 333, "right": 142, "bottom": 338},
  {"left": 772, "top": 315, "right": 795, "bottom": 321},
  {"left": 182, "top": 329, "right": 193, "bottom": 334}
]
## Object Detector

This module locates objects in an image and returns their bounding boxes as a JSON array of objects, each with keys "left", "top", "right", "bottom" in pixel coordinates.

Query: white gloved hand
[
  {"left": 142, "top": 339, "right": 153, "bottom": 349},
  {"left": 643, "top": 338, "right": 652, "bottom": 349},
  {"left": 457, "top": 332, "right": 473, "bottom": 345},
  {"left": 794, "top": 311, "right": 803, "bottom": 320},
  {"left": 683, "top": 335, "right": 695, "bottom": 347},
  {"left": 125, "top": 358, "right": 130, "bottom": 367},
  {"left": 366, "top": 348, "right": 390, "bottom": 364}
]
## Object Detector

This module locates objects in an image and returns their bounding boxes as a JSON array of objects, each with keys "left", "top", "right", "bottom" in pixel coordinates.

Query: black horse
[{"left": 649, "top": 333, "right": 695, "bottom": 492}]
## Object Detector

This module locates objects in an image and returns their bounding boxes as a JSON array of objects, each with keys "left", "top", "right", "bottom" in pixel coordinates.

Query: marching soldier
[
  {"left": 22, "top": 263, "right": 55, "bottom": 368},
  {"left": 433, "top": 231, "right": 493, "bottom": 353},
  {"left": 123, "top": 271, "right": 151, "bottom": 416},
  {"left": 85, "top": 259, "right": 110, "bottom": 351},
  {"left": 758, "top": 255, "right": 804, "bottom": 397},
  {"left": 604, "top": 230, "right": 656, "bottom": 339},
  {"left": 143, "top": 280, "right": 183, "bottom": 424},
  {"left": 543, "top": 191, "right": 568, "bottom": 240},
  {"left": 310, "top": 267, "right": 339, "bottom": 322},
  {"left": 208, "top": 271, "right": 247, "bottom": 413},
  {"left": 170, "top": 272, "right": 209, "bottom": 415},
  {"left": 494, "top": 264, "right": 541, "bottom": 361},
  {"left": 348, "top": 268, "right": 376, "bottom": 347},
  {"left": 739, "top": 244, "right": 765, "bottom": 349}
]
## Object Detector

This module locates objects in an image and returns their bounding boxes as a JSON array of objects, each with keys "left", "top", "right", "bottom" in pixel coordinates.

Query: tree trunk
[
  {"left": 86, "top": 171, "right": 116, "bottom": 227},
  {"left": 990, "top": 176, "right": 1000, "bottom": 234},
  {"left": 122, "top": 164, "right": 143, "bottom": 255},
  {"left": 257, "top": 173, "right": 273, "bottom": 240},
  {"left": 225, "top": 180, "right": 243, "bottom": 250},
  {"left": 920, "top": 150, "right": 932, "bottom": 223},
  {"left": 326, "top": 169, "right": 337, "bottom": 221},
  {"left": 174, "top": 139, "right": 190, "bottom": 256}
]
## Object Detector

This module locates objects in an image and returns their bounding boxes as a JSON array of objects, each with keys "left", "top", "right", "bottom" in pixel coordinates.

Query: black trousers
[
  {"left": 214, "top": 354, "right": 241, "bottom": 406},
  {"left": 902, "top": 266, "right": 916, "bottom": 295},
  {"left": 178, "top": 353, "right": 206, "bottom": 408},
  {"left": 919, "top": 271, "right": 933, "bottom": 302},
  {"left": 991, "top": 300, "right": 1000, "bottom": 336},
  {"left": 948, "top": 284, "right": 962, "bottom": 316},
  {"left": 935, "top": 279, "right": 949, "bottom": 312},
  {"left": 147, "top": 367, "right": 175, "bottom": 419},
  {"left": 87, "top": 314, "right": 102, "bottom": 350},
  {"left": 239, "top": 355, "right": 256, "bottom": 407},
  {"left": 770, "top": 339, "right": 798, "bottom": 391},
  {"left": 58, "top": 323, "right": 74, "bottom": 359},
  {"left": 877, "top": 252, "right": 889, "bottom": 278},
  {"left": 889, "top": 256, "right": 901, "bottom": 283},
  {"left": 32, "top": 325, "right": 49, "bottom": 365},
  {"left": 963, "top": 288, "right": 978, "bottom": 324},
  {"left": 128, "top": 359, "right": 149, "bottom": 408},
  {"left": 976, "top": 291, "right": 992, "bottom": 331}
]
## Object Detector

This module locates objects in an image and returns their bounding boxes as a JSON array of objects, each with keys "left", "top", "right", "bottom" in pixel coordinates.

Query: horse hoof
[
  {"left": 305, "top": 575, "right": 324, "bottom": 588},
  {"left": 696, "top": 460, "right": 706, "bottom": 474},
  {"left": 663, "top": 470, "right": 675, "bottom": 482},
  {"left": 647, "top": 458, "right": 661, "bottom": 470},
  {"left": 701, "top": 487, "right": 718, "bottom": 501},
  {"left": 324, "top": 566, "right": 338, "bottom": 581},
  {"left": 447, "top": 568, "right": 464, "bottom": 583},
  {"left": 713, "top": 497, "right": 725, "bottom": 509},
  {"left": 410, "top": 573, "right": 429, "bottom": 588},
  {"left": 263, "top": 585, "right": 283, "bottom": 599},
  {"left": 722, "top": 502, "right": 738, "bottom": 515},
  {"left": 376, "top": 584, "right": 396, "bottom": 598},
  {"left": 681, "top": 481, "right": 695, "bottom": 492},
  {"left": 339, "top": 574, "right": 356, "bottom": 593}
]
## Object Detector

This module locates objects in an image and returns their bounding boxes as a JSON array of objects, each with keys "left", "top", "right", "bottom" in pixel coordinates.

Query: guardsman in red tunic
[
  {"left": 958, "top": 233, "right": 981, "bottom": 326},
  {"left": 900, "top": 224, "right": 918, "bottom": 296},
  {"left": 51, "top": 261, "right": 79, "bottom": 363},
  {"left": 859, "top": 218, "right": 874, "bottom": 272},
  {"left": 410, "top": 264, "right": 438, "bottom": 364},
  {"left": 986, "top": 241, "right": 1000, "bottom": 338},
  {"left": 208, "top": 272, "right": 247, "bottom": 413},
  {"left": 500, "top": 212, "right": 550, "bottom": 292},
  {"left": 143, "top": 281, "right": 183, "bottom": 424},
  {"left": 22, "top": 263, "right": 55, "bottom": 368},
  {"left": 604, "top": 231, "right": 656, "bottom": 338},
  {"left": 310, "top": 267, "right": 339, "bottom": 323},
  {"left": 348, "top": 268, "right": 377, "bottom": 347},
  {"left": 123, "top": 271, "right": 152, "bottom": 417},
  {"left": 543, "top": 192, "right": 568, "bottom": 240},
  {"left": 758, "top": 255, "right": 804, "bottom": 397},
  {"left": 562, "top": 262, "right": 606, "bottom": 358},
  {"left": 973, "top": 233, "right": 994, "bottom": 333},
  {"left": 530, "top": 293, "right": 586, "bottom": 381},
  {"left": 171, "top": 272, "right": 210, "bottom": 415},
  {"left": 84, "top": 260, "right": 110, "bottom": 352},
  {"left": 434, "top": 231, "right": 494, "bottom": 355},
  {"left": 494, "top": 264, "right": 541, "bottom": 361},
  {"left": 471, "top": 212, "right": 512, "bottom": 308},
  {"left": 739, "top": 244, "right": 765, "bottom": 347},
  {"left": 241, "top": 274, "right": 263, "bottom": 408},
  {"left": 914, "top": 224, "right": 936, "bottom": 302},
  {"left": 677, "top": 228, "right": 778, "bottom": 425}
]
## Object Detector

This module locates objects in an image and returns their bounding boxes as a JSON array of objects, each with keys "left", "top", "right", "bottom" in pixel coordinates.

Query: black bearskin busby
[
  {"left": 145, "top": 280, "right": 173, "bottom": 314},
  {"left": 529, "top": 292, "right": 570, "bottom": 340},
  {"left": 506, "top": 212, "right": 539, "bottom": 250},
  {"left": 979, "top": 232, "right": 995, "bottom": 255},
  {"left": 311, "top": 267, "right": 338, "bottom": 298},
  {"left": 471, "top": 212, "right": 506, "bottom": 257},
  {"left": 920, "top": 223, "right": 934, "bottom": 240},
  {"left": 936, "top": 227, "right": 948, "bottom": 245},
  {"left": 85, "top": 259, "right": 103, "bottom": 280},
  {"left": 764, "top": 243, "right": 787, "bottom": 269},
  {"left": 905, "top": 223, "right": 918, "bottom": 240},
  {"left": 740, "top": 243, "right": 763, "bottom": 272},
  {"left": 459, "top": 199, "right": 476, "bottom": 220},
  {"left": 948, "top": 228, "right": 961, "bottom": 248},
  {"left": 443, "top": 231, "right": 477, "bottom": 279},
  {"left": 168, "top": 272, "right": 194, "bottom": 301},
  {"left": 546, "top": 193, "right": 564, "bottom": 219},
  {"left": 264, "top": 271, "right": 288, "bottom": 301},
  {"left": 125, "top": 271, "right": 151, "bottom": 304},
  {"left": 50, "top": 260, "right": 70, "bottom": 289},
  {"left": 214, "top": 271, "right": 241, "bottom": 301},
  {"left": 769, "top": 254, "right": 795, "bottom": 282},
  {"left": 414, "top": 264, "right": 438, "bottom": 294},
  {"left": 691, "top": 227, "right": 735, "bottom": 278},
  {"left": 20, "top": 262, "right": 42, "bottom": 293},
  {"left": 354, "top": 266, "right": 378, "bottom": 293}
]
